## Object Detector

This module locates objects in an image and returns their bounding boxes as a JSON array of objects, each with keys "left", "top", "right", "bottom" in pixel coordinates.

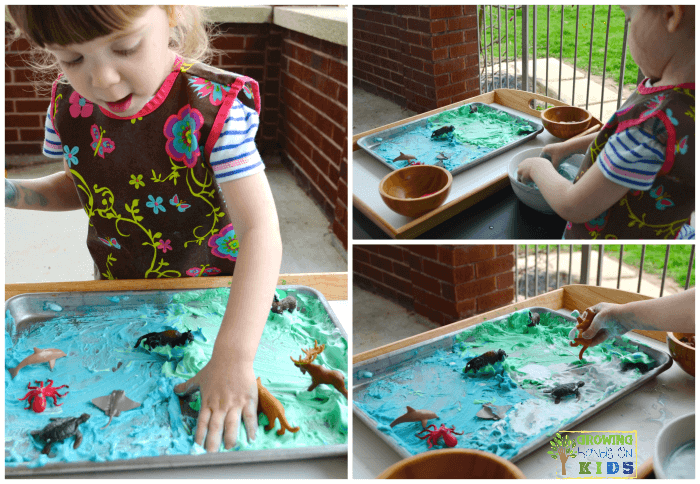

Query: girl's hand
[
  {"left": 540, "top": 143, "right": 567, "bottom": 168},
  {"left": 516, "top": 157, "right": 550, "bottom": 183},
  {"left": 571, "top": 303, "right": 632, "bottom": 347},
  {"left": 174, "top": 355, "right": 258, "bottom": 452}
]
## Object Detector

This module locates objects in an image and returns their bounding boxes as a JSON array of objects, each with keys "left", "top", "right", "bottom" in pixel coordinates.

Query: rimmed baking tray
[
  {"left": 357, "top": 102, "right": 544, "bottom": 176},
  {"left": 353, "top": 307, "right": 671, "bottom": 462},
  {"left": 5, "top": 286, "right": 347, "bottom": 476}
]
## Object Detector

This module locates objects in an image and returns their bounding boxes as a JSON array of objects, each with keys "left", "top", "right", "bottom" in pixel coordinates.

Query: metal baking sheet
[
  {"left": 352, "top": 307, "right": 672, "bottom": 462},
  {"left": 5, "top": 285, "right": 347, "bottom": 476},
  {"left": 357, "top": 102, "right": 544, "bottom": 176}
]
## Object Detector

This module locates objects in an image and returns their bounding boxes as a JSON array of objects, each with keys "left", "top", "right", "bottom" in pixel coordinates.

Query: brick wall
[
  {"left": 5, "top": 18, "right": 348, "bottom": 250},
  {"left": 354, "top": 245, "right": 515, "bottom": 326},
  {"left": 354, "top": 5, "right": 480, "bottom": 113},
  {"left": 279, "top": 30, "right": 349, "bottom": 249}
]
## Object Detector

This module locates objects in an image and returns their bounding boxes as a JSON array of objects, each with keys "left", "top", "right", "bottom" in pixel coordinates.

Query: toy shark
[
  {"left": 8, "top": 347, "right": 67, "bottom": 379},
  {"left": 390, "top": 406, "right": 438, "bottom": 428},
  {"left": 91, "top": 390, "right": 141, "bottom": 429}
]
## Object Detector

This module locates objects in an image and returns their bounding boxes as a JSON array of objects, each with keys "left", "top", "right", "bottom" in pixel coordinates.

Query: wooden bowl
[
  {"left": 667, "top": 332, "right": 695, "bottom": 377},
  {"left": 377, "top": 448, "right": 526, "bottom": 479},
  {"left": 541, "top": 106, "right": 592, "bottom": 139},
  {"left": 379, "top": 165, "right": 452, "bottom": 218}
]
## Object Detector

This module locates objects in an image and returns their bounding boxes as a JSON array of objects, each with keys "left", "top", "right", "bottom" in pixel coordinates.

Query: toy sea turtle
[
  {"left": 543, "top": 381, "right": 584, "bottom": 404},
  {"left": 30, "top": 413, "right": 90, "bottom": 455}
]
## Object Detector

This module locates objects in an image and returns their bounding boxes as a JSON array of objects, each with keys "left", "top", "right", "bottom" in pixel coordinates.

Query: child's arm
[
  {"left": 576, "top": 289, "right": 695, "bottom": 348},
  {"left": 541, "top": 131, "right": 601, "bottom": 167},
  {"left": 517, "top": 157, "right": 629, "bottom": 222},
  {"left": 5, "top": 159, "right": 83, "bottom": 210},
  {"left": 174, "top": 170, "right": 282, "bottom": 452}
]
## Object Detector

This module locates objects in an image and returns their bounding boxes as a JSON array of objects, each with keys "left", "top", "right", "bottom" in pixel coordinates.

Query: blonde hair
[{"left": 7, "top": 5, "right": 220, "bottom": 94}]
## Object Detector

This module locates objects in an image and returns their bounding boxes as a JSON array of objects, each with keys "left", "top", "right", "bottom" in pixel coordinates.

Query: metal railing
[
  {"left": 514, "top": 245, "right": 695, "bottom": 302},
  {"left": 477, "top": 5, "right": 635, "bottom": 120}
]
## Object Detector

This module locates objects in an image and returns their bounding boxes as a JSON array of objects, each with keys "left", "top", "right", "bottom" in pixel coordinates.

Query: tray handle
[{"left": 492, "top": 89, "right": 603, "bottom": 125}]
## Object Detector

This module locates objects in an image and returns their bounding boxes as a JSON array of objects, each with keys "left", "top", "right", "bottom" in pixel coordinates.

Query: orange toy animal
[
  {"left": 256, "top": 377, "right": 300, "bottom": 436},
  {"left": 291, "top": 340, "right": 348, "bottom": 399},
  {"left": 569, "top": 308, "right": 597, "bottom": 360}
]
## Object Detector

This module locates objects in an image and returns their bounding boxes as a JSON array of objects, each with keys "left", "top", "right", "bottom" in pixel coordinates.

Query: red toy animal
[
  {"left": 416, "top": 424, "right": 464, "bottom": 449},
  {"left": 19, "top": 379, "right": 69, "bottom": 413}
]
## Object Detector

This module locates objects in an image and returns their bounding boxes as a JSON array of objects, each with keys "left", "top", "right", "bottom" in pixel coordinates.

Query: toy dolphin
[
  {"left": 8, "top": 347, "right": 67, "bottom": 379},
  {"left": 393, "top": 152, "right": 417, "bottom": 162},
  {"left": 91, "top": 390, "right": 141, "bottom": 429},
  {"left": 390, "top": 406, "right": 438, "bottom": 428}
]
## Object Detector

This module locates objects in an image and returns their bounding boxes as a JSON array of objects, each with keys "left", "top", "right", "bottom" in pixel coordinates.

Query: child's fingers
[
  {"left": 242, "top": 395, "right": 258, "bottom": 443},
  {"left": 194, "top": 406, "right": 212, "bottom": 448},
  {"left": 222, "top": 408, "right": 242, "bottom": 450},
  {"left": 204, "top": 409, "right": 226, "bottom": 453}
]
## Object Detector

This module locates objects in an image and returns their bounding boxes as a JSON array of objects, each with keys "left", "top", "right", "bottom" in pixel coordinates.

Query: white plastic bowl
[
  {"left": 508, "top": 147, "right": 583, "bottom": 215},
  {"left": 654, "top": 412, "right": 695, "bottom": 479}
]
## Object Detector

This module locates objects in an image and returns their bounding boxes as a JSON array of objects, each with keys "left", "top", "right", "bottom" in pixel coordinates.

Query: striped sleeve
[
  {"left": 209, "top": 98, "right": 264, "bottom": 183},
  {"left": 596, "top": 123, "right": 666, "bottom": 191},
  {"left": 43, "top": 105, "right": 64, "bottom": 159}
]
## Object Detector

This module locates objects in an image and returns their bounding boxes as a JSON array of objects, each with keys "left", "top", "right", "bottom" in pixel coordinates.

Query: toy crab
[
  {"left": 416, "top": 423, "right": 464, "bottom": 449},
  {"left": 18, "top": 379, "right": 69, "bottom": 413}
]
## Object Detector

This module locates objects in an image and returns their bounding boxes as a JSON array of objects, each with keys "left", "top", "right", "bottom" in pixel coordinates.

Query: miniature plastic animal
[
  {"left": 134, "top": 329, "right": 194, "bottom": 350},
  {"left": 390, "top": 406, "right": 438, "bottom": 428},
  {"left": 256, "top": 377, "right": 300, "bottom": 435},
  {"left": 543, "top": 381, "right": 585, "bottom": 404},
  {"left": 291, "top": 340, "right": 348, "bottom": 399},
  {"left": 8, "top": 347, "right": 67, "bottom": 379},
  {"left": 569, "top": 308, "right": 596, "bottom": 360},
  {"left": 436, "top": 152, "right": 449, "bottom": 160},
  {"left": 91, "top": 390, "right": 141, "bottom": 429},
  {"left": 271, "top": 294, "right": 297, "bottom": 314},
  {"left": 18, "top": 379, "right": 69, "bottom": 413},
  {"left": 527, "top": 311, "right": 540, "bottom": 327},
  {"left": 31, "top": 413, "right": 90, "bottom": 456},
  {"left": 393, "top": 152, "right": 417, "bottom": 162},
  {"left": 463, "top": 349, "right": 507, "bottom": 373},
  {"left": 431, "top": 125, "right": 454, "bottom": 139},
  {"left": 416, "top": 424, "right": 464, "bottom": 449}
]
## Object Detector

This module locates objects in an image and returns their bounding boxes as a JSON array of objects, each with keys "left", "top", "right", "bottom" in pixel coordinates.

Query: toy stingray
[{"left": 91, "top": 390, "right": 141, "bottom": 429}]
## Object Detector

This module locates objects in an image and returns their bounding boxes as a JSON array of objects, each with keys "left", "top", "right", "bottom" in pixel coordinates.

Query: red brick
[
  {"left": 476, "top": 254, "right": 515, "bottom": 278},
  {"left": 455, "top": 245, "right": 495, "bottom": 264},
  {"left": 5, "top": 129, "right": 18, "bottom": 142},
  {"left": 411, "top": 271, "right": 441, "bottom": 295},
  {"left": 407, "top": 18, "right": 432, "bottom": 33},
  {"left": 437, "top": 246, "right": 455, "bottom": 265},
  {"left": 369, "top": 253, "right": 393, "bottom": 273},
  {"left": 454, "top": 265, "right": 475, "bottom": 284},
  {"left": 414, "top": 302, "right": 445, "bottom": 324},
  {"left": 429, "top": 6, "right": 463, "bottom": 19},
  {"left": 456, "top": 298, "right": 477, "bottom": 317},
  {"left": 449, "top": 44, "right": 469, "bottom": 58},
  {"left": 332, "top": 220, "right": 347, "bottom": 251},
  {"left": 412, "top": 288, "right": 456, "bottom": 317},
  {"left": 19, "top": 128, "right": 45, "bottom": 141},
  {"left": 433, "top": 58, "right": 465, "bottom": 75},
  {"left": 432, "top": 47, "right": 449, "bottom": 62},
  {"left": 407, "top": 245, "right": 438, "bottom": 260},
  {"left": 431, "top": 31, "right": 464, "bottom": 49},
  {"left": 431, "top": 20, "right": 447, "bottom": 34},
  {"left": 6, "top": 114, "right": 41, "bottom": 129},
  {"left": 455, "top": 278, "right": 496, "bottom": 300},
  {"left": 396, "top": 6, "right": 420, "bottom": 16},
  {"left": 377, "top": 245, "right": 405, "bottom": 262},
  {"left": 436, "top": 82, "right": 466, "bottom": 100},
  {"left": 5, "top": 84, "right": 37, "bottom": 99},
  {"left": 393, "top": 262, "right": 411, "bottom": 279},
  {"left": 12, "top": 69, "right": 36, "bottom": 84},
  {"left": 385, "top": 273, "right": 413, "bottom": 296},
  {"left": 497, "top": 271, "right": 515, "bottom": 290},
  {"left": 477, "top": 288, "right": 515, "bottom": 313},
  {"left": 6, "top": 143, "right": 42, "bottom": 155},
  {"left": 423, "top": 259, "right": 454, "bottom": 283},
  {"left": 497, "top": 245, "right": 515, "bottom": 256},
  {"left": 447, "top": 17, "right": 472, "bottom": 31}
]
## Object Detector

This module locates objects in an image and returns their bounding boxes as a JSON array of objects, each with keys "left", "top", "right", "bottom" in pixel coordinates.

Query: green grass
[
  {"left": 516, "top": 245, "right": 695, "bottom": 288},
  {"left": 479, "top": 5, "right": 640, "bottom": 89}
]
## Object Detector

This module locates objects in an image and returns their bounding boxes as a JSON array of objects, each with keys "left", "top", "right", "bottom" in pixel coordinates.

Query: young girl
[
  {"left": 518, "top": 5, "right": 694, "bottom": 240},
  {"left": 6, "top": 6, "right": 282, "bottom": 453}
]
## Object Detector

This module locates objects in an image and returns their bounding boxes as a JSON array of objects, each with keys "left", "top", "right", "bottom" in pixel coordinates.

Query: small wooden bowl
[
  {"left": 377, "top": 448, "right": 526, "bottom": 479},
  {"left": 541, "top": 106, "right": 592, "bottom": 139},
  {"left": 667, "top": 332, "right": 695, "bottom": 377},
  {"left": 379, "top": 165, "right": 452, "bottom": 218}
]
